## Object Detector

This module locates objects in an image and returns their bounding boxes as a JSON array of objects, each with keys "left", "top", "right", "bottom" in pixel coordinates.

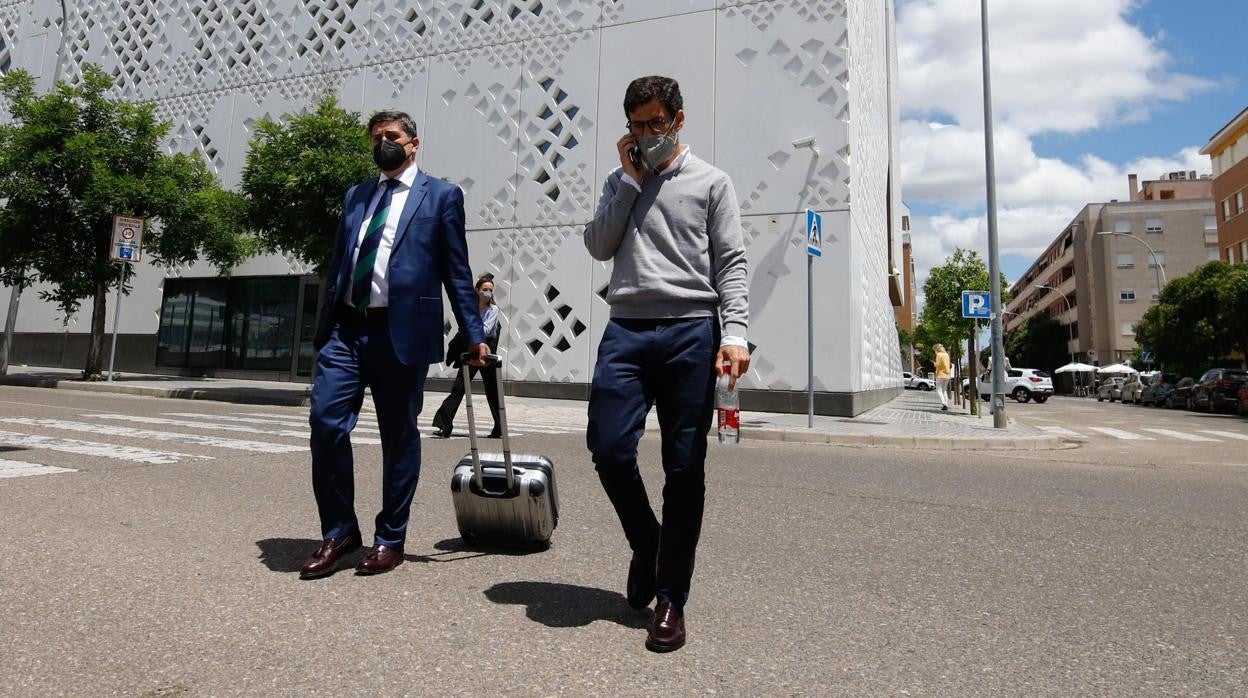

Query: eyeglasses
[{"left": 626, "top": 116, "right": 673, "bottom": 135}]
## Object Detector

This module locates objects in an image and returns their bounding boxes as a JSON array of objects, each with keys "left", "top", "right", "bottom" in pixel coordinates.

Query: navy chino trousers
[
  {"left": 309, "top": 309, "right": 429, "bottom": 548},
  {"left": 587, "top": 316, "right": 720, "bottom": 608}
]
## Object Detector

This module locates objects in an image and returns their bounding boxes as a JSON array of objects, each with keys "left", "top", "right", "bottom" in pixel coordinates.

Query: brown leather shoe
[
  {"left": 299, "top": 533, "right": 362, "bottom": 579},
  {"left": 356, "top": 544, "right": 404, "bottom": 575},
  {"left": 645, "top": 600, "right": 686, "bottom": 653}
]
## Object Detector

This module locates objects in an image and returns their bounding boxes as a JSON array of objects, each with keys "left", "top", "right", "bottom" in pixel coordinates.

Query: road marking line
[
  {"left": 1037, "top": 426, "right": 1085, "bottom": 439},
  {"left": 0, "top": 430, "right": 209, "bottom": 464},
  {"left": 123, "top": 414, "right": 382, "bottom": 444},
  {"left": 0, "top": 418, "right": 304, "bottom": 454},
  {"left": 1086, "top": 427, "right": 1155, "bottom": 441},
  {"left": 1140, "top": 428, "right": 1221, "bottom": 443},
  {"left": 1198, "top": 430, "right": 1248, "bottom": 442},
  {"left": 220, "top": 412, "right": 381, "bottom": 429},
  {"left": 0, "top": 458, "right": 77, "bottom": 479}
]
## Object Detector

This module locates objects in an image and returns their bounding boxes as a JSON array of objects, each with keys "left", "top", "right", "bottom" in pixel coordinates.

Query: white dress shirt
[{"left": 350, "top": 163, "right": 421, "bottom": 308}]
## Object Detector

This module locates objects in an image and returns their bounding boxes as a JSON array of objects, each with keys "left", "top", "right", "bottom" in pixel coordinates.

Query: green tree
[
  {"left": 0, "top": 66, "right": 251, "bottom": 378},
  {"left": 1134, "top": 261, "right": 1235, "bottom": 376},
  {"left": 240, "top": 95, "right": 374, "bottom": 273},
  {"left": 1217, "top": 262, "right": 1248, "bottom": 365},
  {"left": 920, "top": 247, "right": 1011, "bottom": 361},
  {"left": 897, "top": 325, "right": 913, "bottom": 368},
  {"left": 1005, "top": 314, "right": 1069, "bottom": 372}
]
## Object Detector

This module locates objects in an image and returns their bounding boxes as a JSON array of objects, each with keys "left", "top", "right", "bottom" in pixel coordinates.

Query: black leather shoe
[
  {"left": 487, "top": 426, "right": 502, "bottom": 439},
  {"left": 645, "top": 600, "right": 686, "bottom": 652},
  {"left": 431, "top": 415, "right": 452, "bottom": 438},
  {"left": 299, "top": 533, "right": 362, "bottom": 579},
  {"left": 626, "top": 549, "right": 657, "bottom": 609}
]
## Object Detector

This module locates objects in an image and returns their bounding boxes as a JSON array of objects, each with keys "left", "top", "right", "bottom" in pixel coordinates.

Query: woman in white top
[{"left": 433, "top": 274, "right": 502, "bottom": 437}]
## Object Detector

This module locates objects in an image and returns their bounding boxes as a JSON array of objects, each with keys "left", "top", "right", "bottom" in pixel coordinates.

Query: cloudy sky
[{"left": 897, "top": 0, "right": 1244, "bottom": 305}]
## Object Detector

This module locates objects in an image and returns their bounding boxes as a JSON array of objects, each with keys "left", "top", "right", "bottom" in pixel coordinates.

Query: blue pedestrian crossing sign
[
  {"left": 961, "top": 290, "right": 991, "bottom": 319},
  {"left": 806, "top": 209, "right": 822, "bottom": 258}
]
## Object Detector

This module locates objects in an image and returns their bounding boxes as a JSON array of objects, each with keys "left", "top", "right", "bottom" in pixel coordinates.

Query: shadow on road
[
  {"left": 483, "top": 581, "right": 650, "bottom": 629},
  {"left": 255, "top": 537, "right": 361, "bottom": 573}
]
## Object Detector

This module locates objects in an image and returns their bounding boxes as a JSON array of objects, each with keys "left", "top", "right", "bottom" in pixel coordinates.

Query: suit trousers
[
  {"left": 586, "top": 317, "right": 719, "bottom": 609},
  {"left": 309, "top": 309, "right": 429, "bottom": 548}
]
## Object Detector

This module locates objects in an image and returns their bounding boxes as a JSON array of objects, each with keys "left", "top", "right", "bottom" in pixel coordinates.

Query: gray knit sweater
[{"left": 582, "top": 152, "right": 749, "bottom": 341}]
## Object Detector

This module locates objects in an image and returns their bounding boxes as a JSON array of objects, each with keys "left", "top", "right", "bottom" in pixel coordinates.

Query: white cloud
[{"left": 897, "top": 0, "right": 1217, "bottom": 308}]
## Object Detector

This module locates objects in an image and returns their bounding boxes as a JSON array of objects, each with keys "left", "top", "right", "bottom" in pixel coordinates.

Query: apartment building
[
  {"left": 1200, "top": 107, "right": 1248, "bottom": 263},
  {"left": 1005, "top": 175, "right": 1218, "bottom": 380}
]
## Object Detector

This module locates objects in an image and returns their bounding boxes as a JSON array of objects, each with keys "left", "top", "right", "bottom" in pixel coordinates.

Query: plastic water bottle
[{"left": 716, "top": 363, "right": 740, "bottom": 444}]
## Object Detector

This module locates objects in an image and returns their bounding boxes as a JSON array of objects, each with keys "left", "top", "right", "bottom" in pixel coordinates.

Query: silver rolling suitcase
[{"left": 450, "top": 354, "right": 559, "bottom": 548}]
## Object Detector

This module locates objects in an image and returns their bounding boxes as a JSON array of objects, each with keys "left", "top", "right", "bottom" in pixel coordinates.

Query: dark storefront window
[
  {"left": 157, "top": 276, "right": 302, "bottom": 373},
  {"left": 297, "top": 282, "right": 320, "bottom": 377}
]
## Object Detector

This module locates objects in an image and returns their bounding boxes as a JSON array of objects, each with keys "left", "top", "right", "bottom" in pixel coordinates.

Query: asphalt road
[{"left": 0, "top": 386, "right": 1245, "bottom": 695}]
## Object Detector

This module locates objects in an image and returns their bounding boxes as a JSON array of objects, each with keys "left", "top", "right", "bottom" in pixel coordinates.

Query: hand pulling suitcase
[{"left": 450, "top": 353, "right": 559, "bottom": 548}]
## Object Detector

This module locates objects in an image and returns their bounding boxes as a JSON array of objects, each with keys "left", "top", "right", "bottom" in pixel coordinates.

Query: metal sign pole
[
  {"left": 981, "top": 0, "right": 1007, "bottom": 429},
  {"left": 107, "top": 263, "right": 127, "bottom": 382},
  {"left": 807, "top": 251, "right": 814, "bottom": 428}
]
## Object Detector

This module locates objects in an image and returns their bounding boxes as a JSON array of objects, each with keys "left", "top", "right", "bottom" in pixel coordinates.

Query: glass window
[
  {"left": 1145, "top": 218, "right": 1163, "bottom": 233},
  {"left": 156, "top": 279, "right": 228, "bottom": 369},
  {"left": 1210, "top": 248, "right": 1223, "bottom": 262},
  {"left": 1238, "top": 191, "right": 1245, "bottom": 214},
  {"left": 1241, "top": 241, "right": 1248, "bottom": 264},
  {"left": 1116, "top": 252, "right": 1135, "bottom": 268},
  {"left": 1225, "top": 200, "right": 1233, "bottom": 221},
  {"left": 1205, "top": 215, "right": 1218, "bottom": 231},
  {"left": 297, "top": 282, "right": 320, "bottom": 377},
  {"left": 1119, "top": 289, "right": 1136, "bottom": 302},
  {"left": 1114, "top": 219, "right": 1132, "bottom": 233},
  {"left": 227, "top": 277, "right": 299, "bottom": 371},
  {"left": 1149, "top": 251, "right": 1165, "bottom": 267},
  {"left": 1122, "top": 322, "right": 1135, "bottom": 336},
  {"left": 1228, "top": 246, "right": 1237, "bottom": 264},
  {"left": 1150, "top": 287, "right": 1160, "bottom": 301}
]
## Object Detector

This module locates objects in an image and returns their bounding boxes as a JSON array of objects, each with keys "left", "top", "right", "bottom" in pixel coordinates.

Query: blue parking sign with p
[
  {"left": 961, "top": 290, "right": 990, "bottom": 319},
  {"left": 118, "top": 246, "right": 134, "bottom": 260}
]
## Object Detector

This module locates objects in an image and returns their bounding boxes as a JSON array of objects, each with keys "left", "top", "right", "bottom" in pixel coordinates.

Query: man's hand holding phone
[{"left": 617, "top": 133, "right": 645, "bottom": 184}]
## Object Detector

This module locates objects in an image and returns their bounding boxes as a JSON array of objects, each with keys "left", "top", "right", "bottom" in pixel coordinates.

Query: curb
[
  {"left": 0, "top": 375, "right": 312, "bottom": 408},
  {"left": 743, "top": 427, "right": 1072, "bottom": 451}
]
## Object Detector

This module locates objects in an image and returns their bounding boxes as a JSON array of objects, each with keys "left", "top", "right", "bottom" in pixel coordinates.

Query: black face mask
[{"left": 373, "top": 139, "right": 409, "bottom": 171}]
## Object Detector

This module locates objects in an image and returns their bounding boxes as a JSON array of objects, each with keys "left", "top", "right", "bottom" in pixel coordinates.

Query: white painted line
[
  {"left": 0, "top": 430, "right": 209, "bottom": 464},
  {"left": 219, "top": 412, "right": 381, "bottom": 429},
  {"left": 1198, "top": 430, "right": 1248, "bottom": 442},
  {"left": 104, "top": 414, "right": 382, "bottom": 445},
  {"left": 1140, "top": 428, "right": 1220, "bottom": 443},
  {"left": 1086, "top": 427, "right": 1155, "bottom": 441},
  {"left": 0, "top": 418, "right": 304, "bottom": 454},
  {"left": 1037, "top": 426, "right": 1085, "bottom": 439},
  {"left": 0, "top": 458, "right": 77, "bottom": 479}
]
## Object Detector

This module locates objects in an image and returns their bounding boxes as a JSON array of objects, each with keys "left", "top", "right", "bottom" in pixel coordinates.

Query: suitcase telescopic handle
[{"left": 459, "top": 353, "right": 515, "bottom": 492}]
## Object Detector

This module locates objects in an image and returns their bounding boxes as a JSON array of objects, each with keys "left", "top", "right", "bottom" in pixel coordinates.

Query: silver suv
[{"left": 963, "top": 368, "right": 1054, "bottom": 404}]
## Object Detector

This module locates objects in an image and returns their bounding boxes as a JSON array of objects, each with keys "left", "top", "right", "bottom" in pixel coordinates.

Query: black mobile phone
[{"left": 628, "top": 146, "right": 642, "bottom": 170}]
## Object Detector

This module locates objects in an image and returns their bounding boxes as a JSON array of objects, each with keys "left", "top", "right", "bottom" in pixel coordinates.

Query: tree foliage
[
  {"left": 1133, "top": 261, "right": 1244, "bottom": 377},
  {"left": 240, "top": 95, "right": 374, "bottom": 273},
  {"left": 917, "top": 248, "right": 1011, "bottom": 364},
  {"left": 1005, "top": 314, "right": 1069, "bottom": 373},
  {"left": 0, "top": 65, "right": 251, "bottom": 377}
]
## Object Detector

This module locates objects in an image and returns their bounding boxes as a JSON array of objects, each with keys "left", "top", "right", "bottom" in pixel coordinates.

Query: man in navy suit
[{"left": 300, "top": 110, "right": 488, "bottom": 579}]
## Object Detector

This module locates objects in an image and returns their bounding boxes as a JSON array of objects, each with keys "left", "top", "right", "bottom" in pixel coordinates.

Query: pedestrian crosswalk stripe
[
  {"left": 221, "top": 412, "right": 381, "bottom": 429},
  {"left": 94, "top": 413, "right": 382, "bottom": 445},
  {"left": 165, "top": 412, "right": 379, "bottom": 434},
  {"left": 1139, "top": 428, "right": 1221, "bottom": 443},
  {"left": 0, "top": 458, "right": 77, "bottom": 479},
  {"left": 0, "top": 430, "right": 209, "bottom": 464},
  {"left": 1086, "top": 427, "right": 1155, "bottom": 441},
  {"left": 1037, "top": 426, "right": 1085, "bottom": 439},
  {"left": 0, "top": 418, "right": 304, "bottom": 454},
  {"left": 1198, "top": 430, "right": 1248, "bottom": 442}
]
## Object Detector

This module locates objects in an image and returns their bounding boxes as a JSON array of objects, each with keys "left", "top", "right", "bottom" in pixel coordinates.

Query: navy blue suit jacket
[{"left": 316, "top": 170, "right": 485, "bottom": 366}]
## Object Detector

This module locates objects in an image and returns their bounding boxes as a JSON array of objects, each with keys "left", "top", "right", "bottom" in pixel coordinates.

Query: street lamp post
[
  {"left": 980, "top": 0, "right": 1007, "bottom": 429},
  {"left": 1097, "top": 231, "right": 1167, "bottom": 295},
  {"left": 1032, "top": 284, "right": 1075, "bottom": 364}
]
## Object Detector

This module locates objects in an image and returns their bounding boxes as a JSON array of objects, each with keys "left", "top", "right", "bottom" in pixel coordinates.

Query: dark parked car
[
  {"left": 1191, "top": 368, "right": 1248, "bottom": 413},
  {"left": 1140, "top": 374, "right": 1179, "bottom": 407},
  {"left": 1239, "top": 384, "right": 1248, "bottom": 417},
  {"left": 1165, "top": 377, "right": 1196, "bottom": 409}
]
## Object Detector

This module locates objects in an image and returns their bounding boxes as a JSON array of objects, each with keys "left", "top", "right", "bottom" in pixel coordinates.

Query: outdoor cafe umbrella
[
  {"left": 1054, "top": 362, "right": 1097, "bottom": 373},
  {"left": 1096, "top": 363, "right": 1138, "bottom": 374}
]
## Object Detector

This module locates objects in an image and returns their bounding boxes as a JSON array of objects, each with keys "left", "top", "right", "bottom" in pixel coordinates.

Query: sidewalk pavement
[{"left": 0, "top": 365, "right": 1067, "bottom": 450}]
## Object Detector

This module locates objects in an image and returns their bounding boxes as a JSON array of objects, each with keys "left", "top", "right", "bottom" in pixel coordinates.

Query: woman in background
[{"left": 432, "top": 273, "right": 502, "bottom": 438}]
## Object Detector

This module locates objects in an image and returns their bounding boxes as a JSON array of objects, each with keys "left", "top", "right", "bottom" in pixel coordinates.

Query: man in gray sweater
[{"left": 583, "top": 75, "right": 750, "bottom": 653}]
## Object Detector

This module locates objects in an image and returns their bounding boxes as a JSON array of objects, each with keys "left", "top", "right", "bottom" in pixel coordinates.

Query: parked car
[
  {"left": 1239, "top": 384, "right": 1248, "bottom": 417},
  {"left": 1191, "top": 368, "right": 1248, "bottom": 413},
  {"left": 1140, "top": 374, "right": 1179, "bottom": 407},
  {"left": 902, "top": 371, "right": 935, "bottom": 391},
  {"left": 1165, "top": 377, "right": 1196, "bottom": 409},
  {"left": 962, "top": 368, "right": 1054, "bottom": 403},
  {"left": 1096, "top": 377, "right": 1125, "bottom": 402},
  {"left": 1119, "top": 373, "right": 1148, "bottom": 404}
]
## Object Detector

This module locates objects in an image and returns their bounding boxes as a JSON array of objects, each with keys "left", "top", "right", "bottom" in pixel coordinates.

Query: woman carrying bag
[{"left": 433, "top": 273, "right": 502, "bottom": 438}]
